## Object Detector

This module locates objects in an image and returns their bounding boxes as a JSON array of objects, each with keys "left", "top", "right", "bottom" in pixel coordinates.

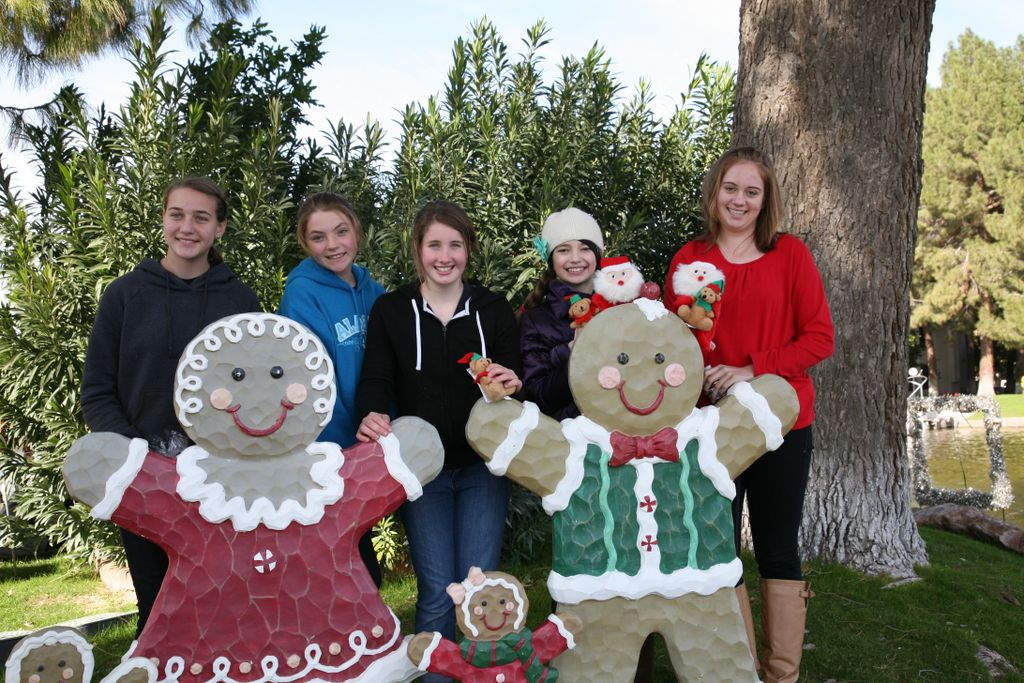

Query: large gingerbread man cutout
[
  {"left": 63, "top": 313, "right": 444, "bottom": 683},
  {"left": 466, "top": 299, "right": 798, "bottom": 682}
]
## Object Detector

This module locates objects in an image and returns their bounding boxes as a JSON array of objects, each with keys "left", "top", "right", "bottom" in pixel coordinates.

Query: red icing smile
[
  {"left": 482, "top": 612, "right": 509, "bottom": 632},
  {"left": 227, "top": 400, "right": 295, "bottom": 436},
  {"left": 617, "top": 379, "right": 667, "bottom": 415}
]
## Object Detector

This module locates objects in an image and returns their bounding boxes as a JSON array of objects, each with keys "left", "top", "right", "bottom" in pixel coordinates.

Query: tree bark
[
  {"left": 913, "top": 504, "right": 1024, "bottom": 555},
  {"left": 734, "top": 0, "right": 935, "bottom": 576}
]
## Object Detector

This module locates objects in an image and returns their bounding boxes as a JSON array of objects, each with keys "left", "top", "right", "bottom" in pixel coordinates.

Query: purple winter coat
[{"left": 519, "top": 279, "right": 590, "bottom": 420}]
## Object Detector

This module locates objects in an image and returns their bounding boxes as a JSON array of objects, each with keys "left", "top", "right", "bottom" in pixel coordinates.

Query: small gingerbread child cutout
[
  {"left": 466, "top": 299, "right": 798, "bottom": 682},
  {"left": 5, "top": 627, "right": 93, "bottom": 683},
  {"left": 407, "top": 567, "right": 581, "bottom": 682},
  {"left": 63, "top": 313, "right": 444, "bottom": 683},
  {"left": 670, "top": 260, "right": 726, "bottom": 354}
]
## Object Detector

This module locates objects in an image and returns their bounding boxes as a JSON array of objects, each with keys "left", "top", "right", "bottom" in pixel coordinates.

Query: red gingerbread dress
[{"left": 95, "top": 436, "right": 421, "bottom": 683}]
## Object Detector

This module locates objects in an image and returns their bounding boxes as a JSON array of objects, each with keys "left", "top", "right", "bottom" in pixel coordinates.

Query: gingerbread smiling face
[
  {"left": 174, "top": 314, "right": 335, "bottom": 457},
  {"left": 570, "top": 299, "right": 703, "bottom": 434},
  {"left": 5, "top": 628, "right": 93, "bottom": 683},
  {"left": 450, "top": 568, "right": 528, "bottom": 642}
]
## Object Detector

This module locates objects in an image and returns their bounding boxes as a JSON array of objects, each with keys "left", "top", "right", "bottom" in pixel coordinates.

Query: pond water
[{"left": 920, "top": 426, "right": 1024, "bottom": 528}]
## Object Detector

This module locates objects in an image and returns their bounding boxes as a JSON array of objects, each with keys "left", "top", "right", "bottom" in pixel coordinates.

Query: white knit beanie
[{"left": 535, "top": 208, "right": 605, "bottom": 260}]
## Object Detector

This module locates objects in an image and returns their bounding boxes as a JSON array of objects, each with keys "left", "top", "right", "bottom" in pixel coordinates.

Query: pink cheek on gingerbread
[
  {"left": 210, "top": 387, "right": 233, "bottom": 410},
  {"left": 598, "top": 366, "right": 622, "bottom": 390},
  {"left": 664, "top": 363, "right": 686, "bottom": 387},
  {"left": 29, "top": 675, "right": 40, "bottom": 683},
  {"left": 285, "top": 383, "right": 307, "bottom": 404},
  {"left": 62, "top": 669, "right": 74, "bottom": 680}
]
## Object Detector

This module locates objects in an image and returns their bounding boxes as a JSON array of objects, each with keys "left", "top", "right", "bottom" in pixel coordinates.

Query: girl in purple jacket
[{"left": 519, "top": 207, "right": 604, "bottom": 418}]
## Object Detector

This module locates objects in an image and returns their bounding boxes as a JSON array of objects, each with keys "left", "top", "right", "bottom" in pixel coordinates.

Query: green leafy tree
[
  {"left": 0, "top": 0, "right": 254, "bottom": 85},
  {"left": 0, "top": 8, "right": 325, "bottom": 563},
  {"left": 913, "top": 31, "right": 1024, "bottom": 395},
  {"left": 0, "top": 13, "right": 734, "bottom": 564}
]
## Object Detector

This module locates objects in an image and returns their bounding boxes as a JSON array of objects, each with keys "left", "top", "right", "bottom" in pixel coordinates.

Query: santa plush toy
[
  {"left": 670, "top": 260, "right": 726, "bottom": 354},
  {"left": 591, "top": 256, "right": 643, "bottom": 313}
]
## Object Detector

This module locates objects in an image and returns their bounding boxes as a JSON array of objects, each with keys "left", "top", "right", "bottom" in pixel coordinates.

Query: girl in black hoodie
[
  {"left": 356, "top": 202, "right": 521, "bottom": 681},
  {"left": 80, "top": 177, "right": 261, "bottom": 634}
]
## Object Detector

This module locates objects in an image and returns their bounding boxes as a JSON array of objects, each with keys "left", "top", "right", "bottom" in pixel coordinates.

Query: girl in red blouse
[{"left": 664, "top": 147, "right": 834, "bottom": 683}]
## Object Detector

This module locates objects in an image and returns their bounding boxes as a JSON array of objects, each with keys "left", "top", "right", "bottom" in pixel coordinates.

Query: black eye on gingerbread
[
  {"left": 36, "top": 665, "right": 45, "bottom": 672},
  {"left": 57, "top": 661, "right": 66, "bottom": 668},
  {"left": 270, "top": 366, "right": 284, "bottom": 379},
  {"left": 654, "top": 353, "right": 665, "bottom": 364},
  {"left": 617, "top": 353, "right": 629, "bottom": 365},
  {"left": 481, "top": 600, "right": 488, "bottom": 607},
  {"left": 231, "top": 367, "right": 246, "bottom": 381}
]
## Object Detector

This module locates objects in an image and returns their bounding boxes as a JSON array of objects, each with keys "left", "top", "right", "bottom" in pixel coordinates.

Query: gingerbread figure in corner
[
  {"left": 465, "top": 299, "right": 799, "bottom": 682},
  {"left": 5, "top": 627, "right": 93, "bottom": 683},
  {"left": 407, "top": 567, "right": 581, "bottom": 682},
  {"left": 63, "top": 313, "right": 444, "bottom": 683}
]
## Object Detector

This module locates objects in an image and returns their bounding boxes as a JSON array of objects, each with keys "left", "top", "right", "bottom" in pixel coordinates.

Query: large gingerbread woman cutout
[
  {"left": 63, "top": 313, "right": 444, "bottom": 683},
  {"left": 466, "top": 299, "right": 798, "bottom": 682}
]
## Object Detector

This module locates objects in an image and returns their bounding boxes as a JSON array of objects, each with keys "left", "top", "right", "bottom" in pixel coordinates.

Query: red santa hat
[{"left": 600, "top": 256, "right": 632, "bottom": 269}]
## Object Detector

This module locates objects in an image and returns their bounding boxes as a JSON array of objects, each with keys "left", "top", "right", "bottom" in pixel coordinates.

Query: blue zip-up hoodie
[{"left": 279, "top": 257, "right": 385, "bottom": 446}]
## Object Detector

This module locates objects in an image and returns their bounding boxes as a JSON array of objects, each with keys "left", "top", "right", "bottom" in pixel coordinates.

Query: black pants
[
  {"left": 120, "top": 528, "right": 168, "bottom": 636},
  {"left": 732, "top": 426, "right": 813, "bottom": 581}
]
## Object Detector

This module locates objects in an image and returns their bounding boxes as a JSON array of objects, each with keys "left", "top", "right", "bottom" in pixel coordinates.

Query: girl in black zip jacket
[
  {"left": 356, "top": 202, "right": 521, "bottom": 679},
  {"left": 80, "top": 177, "right": 261, "bottom": 634}
]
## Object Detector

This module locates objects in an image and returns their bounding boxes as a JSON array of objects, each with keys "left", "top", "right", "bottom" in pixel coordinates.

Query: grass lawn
[
  {"left": 0, "top": 556, "right": 134, "bottom": 633},
  {"left": 4, "top": 528, "right": 1022, "bottom": 682},
  {"left": 997, "top": 394, "right": 1024, "bottom": 418}
]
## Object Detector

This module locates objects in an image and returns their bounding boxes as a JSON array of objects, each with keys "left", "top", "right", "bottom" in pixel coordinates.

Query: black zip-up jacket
[
  {"left": 81, "top": 258, "right": 261, "bottom": 450},
  {"left": 357, "top": 281, "right": 521, "bottom": 469}
]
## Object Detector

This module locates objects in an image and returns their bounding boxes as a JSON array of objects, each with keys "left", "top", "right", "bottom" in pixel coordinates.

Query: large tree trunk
[{"left": 734, "top": 0, "right": 934, "bottom": 576}]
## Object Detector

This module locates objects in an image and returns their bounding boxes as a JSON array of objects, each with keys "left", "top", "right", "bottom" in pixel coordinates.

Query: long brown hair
[
  {"left": 700, "top": 146, "right": 784, "bottom": 252},
  {"left": 163, "top": 176, "right": 229, "bottom": 265}
]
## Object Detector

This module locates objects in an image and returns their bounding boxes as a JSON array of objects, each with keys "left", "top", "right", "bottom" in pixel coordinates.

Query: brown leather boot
[
  {"left": 736, "top": 583, "right": 762, "bottom": 673},
  {"left": 760, "top": 578, "right": 814, "bottom": 683}
]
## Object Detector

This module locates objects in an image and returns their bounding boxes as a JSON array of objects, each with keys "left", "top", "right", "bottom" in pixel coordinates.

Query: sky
[{"left": 1, "top": 0, "right": 1021, "bottom": 192}]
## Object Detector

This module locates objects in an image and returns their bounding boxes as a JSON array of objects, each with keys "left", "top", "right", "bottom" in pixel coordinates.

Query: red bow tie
[{"left": 609, "top": 427, "right": 679, "bottom": 467}]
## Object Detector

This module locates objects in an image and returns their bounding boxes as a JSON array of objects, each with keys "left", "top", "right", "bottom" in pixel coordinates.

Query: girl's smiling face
[
  {"left": 418, "top": 221, "right": 468, "bottom": 288},
  {"left": 551, "top": 240, "right": 597, "bottom": 292},
  {"left": 304, "top": 210, "right": 359, "bottom": 283},
  {"left": 716, "top": 160, "right": 765, "bottom": 236}
]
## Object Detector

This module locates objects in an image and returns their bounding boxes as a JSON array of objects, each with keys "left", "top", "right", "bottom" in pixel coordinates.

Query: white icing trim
[
  {"left": 174, "top": 313, "right": 335, "bottom": 428},
  {"left": 488, "top": 402, "right": 539, "bottom": 476},
  {"left": 547, "top": 558, "right": 742, "bottom": 604},
  {"left": 92, "top": 438, "right": 149, "bottom": 520},
  {"left": 729, "top": 381, "right": 785, "bottom": 450},
  {"left": 632, "top": 462, "right": 661, "bottom": 573},
  {"left": 416, "top": 633, "right": 442, "bottom": 671},
  {"left": 380, "top": 433, "right": 422, "bottom": 501},
  {"left": 6, "top": 629, "right": 94, "bottom": 683},
  {"left": 144, "top": 610, "right": 410, "bottom": 683},
  {"left": 690, "top": 408, "right": 735, "bottom": 499},
  {"left": 176, "top": 442, "right": 344, "bottom": 532},
  {"left": 458, "top": 577, "right": 527, "bottom": 637},
  {"left": 633, "top": 297, "right": 668, "bottom": 321},
  {"left": 542, "top": 417, "right": 600, "bottom": 514},
  {"left": 547, "top": 614, "right": 576, "bottom": 650},
  {"left": 101, "top": 657, "right": 157, "bottom": 683}
]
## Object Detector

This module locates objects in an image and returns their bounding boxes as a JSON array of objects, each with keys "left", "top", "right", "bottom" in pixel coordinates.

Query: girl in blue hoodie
[{"left": 278, "top": 192, "right": 386, "bottom": 584}]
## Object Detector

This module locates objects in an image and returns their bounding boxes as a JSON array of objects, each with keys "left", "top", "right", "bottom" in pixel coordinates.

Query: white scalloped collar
[{"left": 175, "top": 442, "right": 345, "bottom": 532}]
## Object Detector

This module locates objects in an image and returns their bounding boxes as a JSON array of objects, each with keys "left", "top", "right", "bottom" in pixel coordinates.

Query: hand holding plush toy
[
  {"left": 459, "top": 352, "right": 516, "bottom": 402},
  {"left": 407, "top": 567, "right": 581, "bottom": 682},
  {"left": 670, "top": 260, "right": 726, "bottom": 354}
]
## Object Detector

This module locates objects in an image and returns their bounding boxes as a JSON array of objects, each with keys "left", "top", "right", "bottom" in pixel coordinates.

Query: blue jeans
[{"left": 400, "top": 462, "right": 509, "bottom": 682}]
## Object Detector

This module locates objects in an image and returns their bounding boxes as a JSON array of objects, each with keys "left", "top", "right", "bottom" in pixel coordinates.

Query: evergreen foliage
[
  {"left": 913, "top": 31, "right": 1024, "bottom": 392},
  {"left": 0, "top": 12, "right": 734, "bottom": 562}
]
